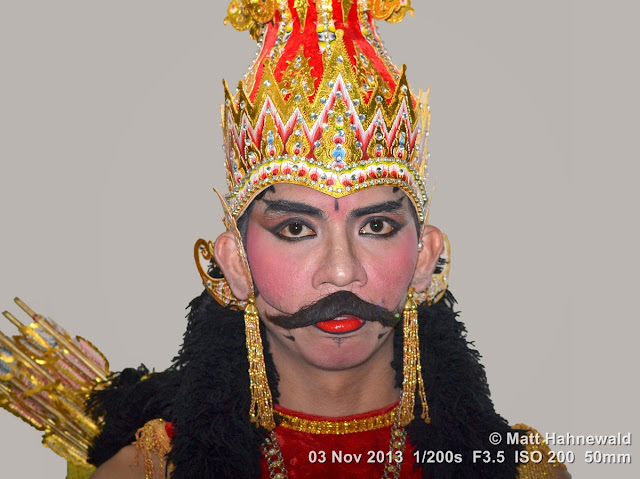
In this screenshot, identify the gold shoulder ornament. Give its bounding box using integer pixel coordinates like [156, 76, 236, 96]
[512, 424, 569, 478]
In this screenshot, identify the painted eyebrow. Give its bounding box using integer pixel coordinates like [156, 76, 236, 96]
[260, 198, 326, 219]
[348, 198, 407, 219]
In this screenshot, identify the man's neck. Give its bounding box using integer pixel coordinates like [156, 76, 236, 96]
[269, 333, 400, 417]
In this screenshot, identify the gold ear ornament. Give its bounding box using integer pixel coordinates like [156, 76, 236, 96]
[414, 233, 451, 307]
[194, 238, 247, 311]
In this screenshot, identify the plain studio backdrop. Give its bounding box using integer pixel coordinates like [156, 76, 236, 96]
[1, 1, 638, 478]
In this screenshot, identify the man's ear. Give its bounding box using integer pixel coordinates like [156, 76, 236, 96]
[411, 225, 444, 293]
[213, 230, 251, 300]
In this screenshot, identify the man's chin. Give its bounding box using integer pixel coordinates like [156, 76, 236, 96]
[297, 336, 393, 371]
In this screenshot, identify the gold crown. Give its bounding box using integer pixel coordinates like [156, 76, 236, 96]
[221, 0, 430, 221]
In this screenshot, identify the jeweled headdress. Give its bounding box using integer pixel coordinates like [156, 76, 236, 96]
[222, 0, 430, 222]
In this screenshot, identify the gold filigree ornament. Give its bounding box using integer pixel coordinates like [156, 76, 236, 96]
[194, 238, 245, 310]
[369, 0, 415, 23]
[415, 233, 451, 306]
[133, 418, 173, 479]
[225, 0, 279, 39]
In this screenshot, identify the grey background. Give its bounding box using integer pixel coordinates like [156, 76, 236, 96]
[1, 1, 637, 477]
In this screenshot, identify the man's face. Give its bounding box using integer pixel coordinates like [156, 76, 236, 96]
[244, 184, 421, 371]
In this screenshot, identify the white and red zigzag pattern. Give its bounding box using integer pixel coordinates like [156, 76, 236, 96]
[223, 72, 429, 220]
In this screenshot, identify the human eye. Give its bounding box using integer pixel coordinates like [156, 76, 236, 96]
[359, 218, 401, 237]
[275, 221, 317, 240]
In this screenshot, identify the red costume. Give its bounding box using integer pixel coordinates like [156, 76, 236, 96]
[264, 403, 421, 479]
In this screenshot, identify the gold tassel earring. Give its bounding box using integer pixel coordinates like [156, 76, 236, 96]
[397, 287, 431, 427]
[244, 296, 275, 430]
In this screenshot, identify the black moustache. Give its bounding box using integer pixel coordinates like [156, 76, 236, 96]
[266, 290, 400, 330]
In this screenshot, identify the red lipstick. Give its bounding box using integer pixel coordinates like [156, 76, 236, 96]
[315, 315, 365, 334]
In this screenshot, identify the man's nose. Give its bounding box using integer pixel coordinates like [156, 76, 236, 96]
[311, 231, 367, 290]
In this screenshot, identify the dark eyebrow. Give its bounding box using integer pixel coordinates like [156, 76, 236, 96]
[260, 198, 326, 218]
[348, 198, 407, 219]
